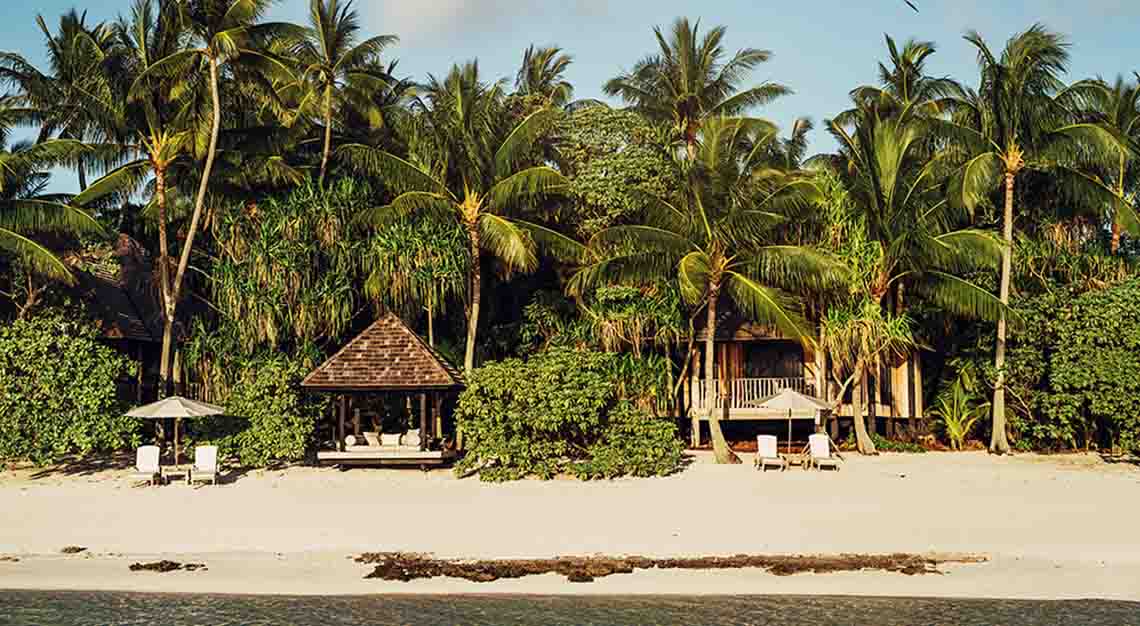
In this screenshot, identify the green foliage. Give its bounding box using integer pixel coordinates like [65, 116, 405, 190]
[0, 313, 137, 465]
[929, 371, 989, 450]
[210, 179, 372, 351]
[842, 432, 926, 453]
[454, 348, 685, 481]
[554, 106, 675, 235]
[192, 353, 324, 467]
[570, 402, 686, 479]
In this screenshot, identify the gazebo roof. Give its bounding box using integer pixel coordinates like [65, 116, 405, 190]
[301, 314, 465, 392]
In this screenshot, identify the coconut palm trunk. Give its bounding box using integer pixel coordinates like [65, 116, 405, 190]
[319, 86, 333, 187]
[161, 55, 222, 398]
[155, 164, 175, 396]
[703, 280, 741, 464]
[990, 171, 1015, 454]
[463, 223, 481, 376]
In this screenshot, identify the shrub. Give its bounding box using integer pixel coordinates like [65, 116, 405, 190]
[570, 402, 686, 479]
[0, 314, 138, 465]
[191, 355, 324, 467]
[455, 348, 685, 481]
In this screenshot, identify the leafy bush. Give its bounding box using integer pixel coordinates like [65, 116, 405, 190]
[191, 354, 324, 467]
[570, 402, 686, 479]
[455, 348, 685, 481]
[0, 314, 138, 465]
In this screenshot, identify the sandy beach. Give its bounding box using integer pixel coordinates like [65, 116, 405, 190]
[2, 451, 1138, 599]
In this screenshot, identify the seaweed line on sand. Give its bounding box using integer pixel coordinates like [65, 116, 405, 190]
[354, 552, 988, 583]
[129, 560, 207, 573]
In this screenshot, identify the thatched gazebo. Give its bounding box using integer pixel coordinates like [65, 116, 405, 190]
[302, 313, 464, 467]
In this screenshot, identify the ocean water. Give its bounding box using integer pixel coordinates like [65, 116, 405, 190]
[1, 592, 1139, 626]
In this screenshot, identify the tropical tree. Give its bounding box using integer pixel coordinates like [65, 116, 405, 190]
[0, 100, 104, 315]
[820, 301, 916, 454]
[845, 34, 959, 121]
[341, 62, 575, 376]
[125, 0, 291, 396]
[604, 17, 789, 158]
[1060, 75, 1140, 254]
[0, 10, 122, 191]
[573, 116, 837, 464]
[287, 0, 397, 186]
[514, 45, 574, 107]
[947, 25, 1119, 453]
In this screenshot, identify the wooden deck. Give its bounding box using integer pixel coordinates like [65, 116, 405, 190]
[317, 447, 457, 467]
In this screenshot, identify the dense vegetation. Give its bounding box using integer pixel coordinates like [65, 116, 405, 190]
[0, 314, 138, 465]
[1, 1, 1139, 468]
[454, 348, 685, 481]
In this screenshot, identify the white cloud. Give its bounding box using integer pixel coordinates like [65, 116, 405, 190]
[360, 0, 611, 42]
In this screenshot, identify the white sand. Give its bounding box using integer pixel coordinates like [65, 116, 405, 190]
[2, 451, 1138, 599]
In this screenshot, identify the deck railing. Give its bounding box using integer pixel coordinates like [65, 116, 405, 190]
[692, 377, 811, 410]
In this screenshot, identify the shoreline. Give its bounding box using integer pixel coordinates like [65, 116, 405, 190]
[1, 550, 1137, 600]
[3, 451, 1139, 600]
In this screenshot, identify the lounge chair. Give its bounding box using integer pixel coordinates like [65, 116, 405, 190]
[755, 435, 786, 471]
[132, 445, 161, 486]
[806, 433, 841, 471]
[189, 445, 219, 486]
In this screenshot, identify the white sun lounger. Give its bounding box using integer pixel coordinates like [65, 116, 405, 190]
[755, 435, 787, 471]
[806, 433, 841, 471]
[189, 445, 218, 486]
[132, 445, 161, 486]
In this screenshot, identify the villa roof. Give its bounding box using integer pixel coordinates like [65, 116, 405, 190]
[301, 313, 465, 392]
[693, 298, 792, 342]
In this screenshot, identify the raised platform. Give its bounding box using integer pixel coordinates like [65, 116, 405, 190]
[317, 448, 457, 467]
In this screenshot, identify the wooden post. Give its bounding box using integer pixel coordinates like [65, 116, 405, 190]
[419, 393, 428, 451]
[433, 394, 443, 443]
[337, 394, 347, 451]
[690, 347, 702, 448]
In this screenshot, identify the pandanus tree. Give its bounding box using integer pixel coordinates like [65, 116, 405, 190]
[604, 17, 789, 158]
[0, 100, 104, 315]
[572, 116, 840, 464]
[945, 25, 1122, 453]
[816, 101, 1006, 453]
[341, 62, 576, 376]
[287, 0, 397, 186]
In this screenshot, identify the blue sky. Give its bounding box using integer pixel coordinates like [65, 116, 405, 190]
[6, 0, 1140, 192]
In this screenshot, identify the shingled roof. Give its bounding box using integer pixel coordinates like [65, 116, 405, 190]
[301, 314, 465, 391]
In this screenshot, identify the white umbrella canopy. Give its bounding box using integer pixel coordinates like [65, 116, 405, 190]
[127, 396, 225, 465]
[127, 396, 225, 419]
[747, 388, 832, 453]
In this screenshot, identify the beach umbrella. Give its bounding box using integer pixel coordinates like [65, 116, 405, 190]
[127, 396, 224, 465]
[748, 389, 831, 453]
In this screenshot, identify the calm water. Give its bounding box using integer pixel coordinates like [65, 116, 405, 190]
[1, 592, 1138, 626]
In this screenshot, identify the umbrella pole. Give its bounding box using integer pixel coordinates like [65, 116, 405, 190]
[174, 417, 180, 466]
[784, 410, 793, 453]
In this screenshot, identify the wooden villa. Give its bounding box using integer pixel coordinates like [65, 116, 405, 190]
[302, 313, 464, 468]
[682, 305, 924, 445]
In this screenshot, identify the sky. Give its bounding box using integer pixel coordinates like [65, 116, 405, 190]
[5, 0, 1140, 193]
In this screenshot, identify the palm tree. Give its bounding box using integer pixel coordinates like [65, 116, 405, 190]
[845, 35, 959, 122]
[1059, 75, 1140, 254]
[341, 62, 576, 376]
[947, 25, 1120, 454]
[288, 0, 397, 186]
[0, 10, 122, 191]
[515, 45, 573, 107]
[573, 116, 838, 464]
[816, 100, 1005, 452]
[0, 99, 104, 315]
[604, 17, 789, 158]
[127, 0, 291, 395]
